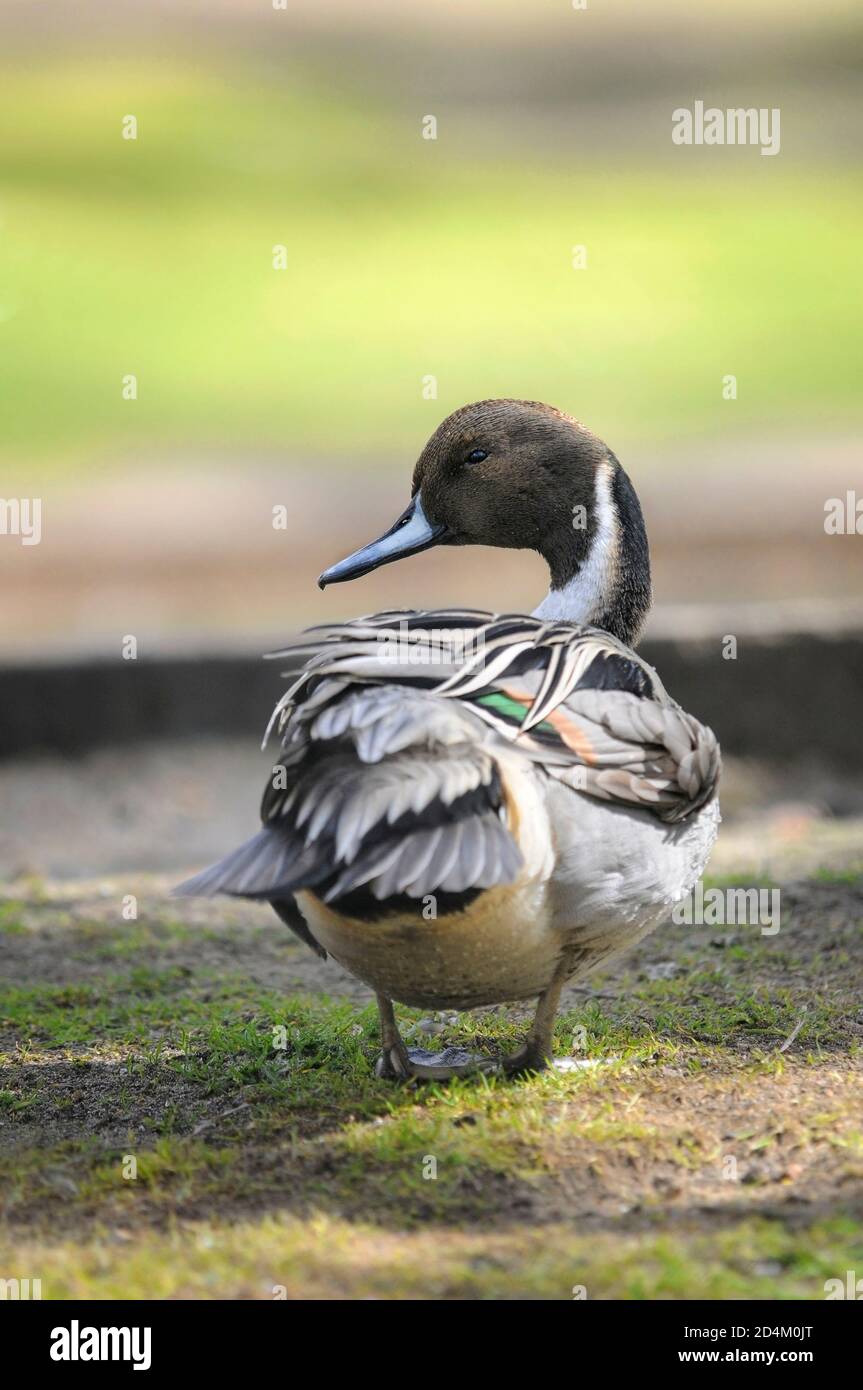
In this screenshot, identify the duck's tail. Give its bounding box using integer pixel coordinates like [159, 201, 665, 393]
[175, 687, 523, 908]
[174, 827, 321, 900]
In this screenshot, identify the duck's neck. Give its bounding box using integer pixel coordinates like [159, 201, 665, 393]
[531, 456, 652, 646]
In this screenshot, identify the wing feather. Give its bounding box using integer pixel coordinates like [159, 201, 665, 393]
[262, 608, 719, 825]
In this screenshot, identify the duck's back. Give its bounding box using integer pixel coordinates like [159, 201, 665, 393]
[177, 609, 720, 1005]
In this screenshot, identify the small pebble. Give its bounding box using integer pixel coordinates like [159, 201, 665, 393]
[554, 1057, 619, 1072]
[416, 1018, 445, 1036]
[645, 961, 680, 981]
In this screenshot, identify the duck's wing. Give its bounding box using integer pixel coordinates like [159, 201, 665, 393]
[267, 609, 720, 825]
[177, 610, 522, 917]
[176, 610, 719, 928]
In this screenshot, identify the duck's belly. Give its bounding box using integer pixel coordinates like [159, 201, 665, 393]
[296, 779, 720, 1010]
[296, 800, 722, 1006]
[296, 877, 558, 1010]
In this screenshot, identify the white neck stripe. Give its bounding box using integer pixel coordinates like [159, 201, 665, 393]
[532, 459, 618, 625]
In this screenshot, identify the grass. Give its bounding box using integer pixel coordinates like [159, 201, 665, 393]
[4, 1212, 862, 1302]
[0, 866, 861, 1297]
[0, 58, 861, 483]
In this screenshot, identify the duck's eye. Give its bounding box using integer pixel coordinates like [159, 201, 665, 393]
[465, 448, 488, 464]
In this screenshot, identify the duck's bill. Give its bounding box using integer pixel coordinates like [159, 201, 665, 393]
[317, 494, 449, 588]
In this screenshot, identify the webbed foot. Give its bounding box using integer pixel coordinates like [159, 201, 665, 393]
[374, 1041, 498, 1082]
[499, 1043, 551, 1076]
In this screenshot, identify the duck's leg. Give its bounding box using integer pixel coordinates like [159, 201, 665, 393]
[373, 994, 497, 1081]
[500, 957, 571, 1075]
[374, 994, 412, 1079]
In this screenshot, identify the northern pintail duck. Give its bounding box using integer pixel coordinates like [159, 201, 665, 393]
[179, 400, 720, 1078]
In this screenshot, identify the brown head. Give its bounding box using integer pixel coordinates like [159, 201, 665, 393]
[318, 399, 652, 646]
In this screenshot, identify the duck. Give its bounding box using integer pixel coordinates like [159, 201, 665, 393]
[177, 399, 720, 1080]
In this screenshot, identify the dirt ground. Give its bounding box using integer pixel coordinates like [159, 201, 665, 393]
[0, 741, 861, 1298]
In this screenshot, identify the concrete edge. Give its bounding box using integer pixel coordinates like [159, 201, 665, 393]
[2, 629, 861, 768]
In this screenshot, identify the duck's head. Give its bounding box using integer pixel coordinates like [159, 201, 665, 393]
[318, 398, 651, 646]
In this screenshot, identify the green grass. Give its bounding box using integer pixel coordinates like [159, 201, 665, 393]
[0, 971, 857, 1195]
[3, 1210, 859, 1301]
[2, 869, 861, 1298]
[1, 58, 861, 482]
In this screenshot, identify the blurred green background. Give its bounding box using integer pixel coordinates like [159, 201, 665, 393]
[1, 0, 861, 650]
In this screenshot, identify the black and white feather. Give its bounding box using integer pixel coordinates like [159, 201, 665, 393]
[177, 610, 720, 930]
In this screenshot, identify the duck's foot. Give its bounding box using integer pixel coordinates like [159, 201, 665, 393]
[499, 1043, 551, 1077]
[375, 994, 494, 1081]
[374, 964, 574, 1083]
[374, 1040, 498, 1082]
[374, 1039, 577, 1081]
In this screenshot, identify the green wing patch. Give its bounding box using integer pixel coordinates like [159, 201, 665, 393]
[474, 691, 556, 736]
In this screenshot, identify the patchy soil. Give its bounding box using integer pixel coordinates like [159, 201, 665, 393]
[1, 834, 862, 1297]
